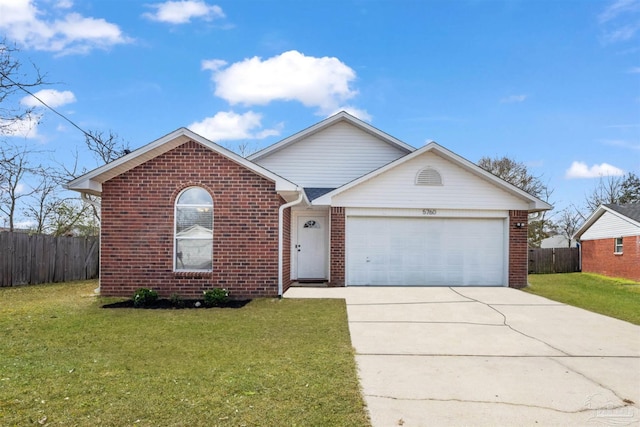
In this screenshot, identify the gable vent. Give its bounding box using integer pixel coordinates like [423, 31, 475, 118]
[416, 167, 443, 186]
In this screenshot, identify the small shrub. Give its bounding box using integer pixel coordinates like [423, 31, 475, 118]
[133, 288, 159, 307]
[169, 293, 185, 308]
[203, 288, 229, 307]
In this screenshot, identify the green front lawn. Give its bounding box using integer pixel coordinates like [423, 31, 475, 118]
[0, 281, 370, 426]
[525, 273, 640, 325]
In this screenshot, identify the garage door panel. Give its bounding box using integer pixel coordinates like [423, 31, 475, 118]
[347, 217, 505, 286]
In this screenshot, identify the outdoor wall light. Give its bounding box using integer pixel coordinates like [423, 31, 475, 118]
[515, 222, 525, 228]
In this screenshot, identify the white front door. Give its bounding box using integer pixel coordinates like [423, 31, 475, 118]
[296, 215, 327, 279]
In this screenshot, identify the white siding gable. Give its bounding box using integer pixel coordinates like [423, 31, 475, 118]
[580, 211, 640, 240]
[331, 151, 530, 210]
[253, 121, 408, 187]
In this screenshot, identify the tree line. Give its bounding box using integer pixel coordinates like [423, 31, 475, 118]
[0, 40, 129, 236]
[478, 156, 639, 247]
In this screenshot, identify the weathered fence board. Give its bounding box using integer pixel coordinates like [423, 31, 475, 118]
[529, 247, 580, 274]
[0, 232, 99, 287]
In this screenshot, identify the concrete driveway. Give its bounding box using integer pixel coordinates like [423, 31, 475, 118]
[284, 286, 640, 426]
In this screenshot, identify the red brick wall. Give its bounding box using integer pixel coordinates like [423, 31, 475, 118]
[329, 207, 345, 286]
[509, 210, 528, 288]
[100, 140, 283, 299]
[581, 236, 640, 282]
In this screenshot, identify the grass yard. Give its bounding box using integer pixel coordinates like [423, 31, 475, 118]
[525, 273, 640, 325]
[0, 281, 370, 426]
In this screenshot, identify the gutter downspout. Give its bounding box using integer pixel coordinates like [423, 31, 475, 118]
[81, 192, 102, 294]
[278, 189, 304, 298]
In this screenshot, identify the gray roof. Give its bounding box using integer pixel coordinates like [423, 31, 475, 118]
[605, 202, 640, 222]
[304, 188, 336, 202]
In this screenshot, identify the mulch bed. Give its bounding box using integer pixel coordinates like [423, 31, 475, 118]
[102, 299, 251, 309]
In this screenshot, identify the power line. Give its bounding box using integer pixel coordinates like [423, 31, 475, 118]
[0, 70, 98, 143]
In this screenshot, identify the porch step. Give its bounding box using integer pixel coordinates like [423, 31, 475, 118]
[291, 281, 328, 288]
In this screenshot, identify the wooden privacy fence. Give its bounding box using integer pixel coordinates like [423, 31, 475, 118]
[0, 232, 99, 287]
[529, 247, 580, 274]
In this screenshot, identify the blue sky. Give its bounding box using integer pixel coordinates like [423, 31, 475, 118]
[0, 0, 638, 221]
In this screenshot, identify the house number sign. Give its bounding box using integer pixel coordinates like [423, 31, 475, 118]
[422, 209, 437, 215]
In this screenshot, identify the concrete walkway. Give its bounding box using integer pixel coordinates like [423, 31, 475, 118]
[284, 286, 640, 426]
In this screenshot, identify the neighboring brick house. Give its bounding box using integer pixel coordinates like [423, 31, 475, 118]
[573, 203, 640, 282]
[67, 112, 550, 298]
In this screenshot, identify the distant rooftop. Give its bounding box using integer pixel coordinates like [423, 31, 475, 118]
[605, 202, 640, 222]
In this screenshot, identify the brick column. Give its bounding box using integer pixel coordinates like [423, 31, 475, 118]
[329, 207, 345, 287]
[509, 210, 529, 288]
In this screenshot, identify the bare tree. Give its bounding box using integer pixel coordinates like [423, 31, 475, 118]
[84, 129, 130, 165]
[0, 144, 41, 230]
[584, 173, 640, 213]
[527, 186, 556, 248]
[22, 171, 58, 234]
[225, 140, 259, 157]
[47, 199, 99, 236]
[50, 130, 130, 231]
[0, 40, 122, 235]
[478, 156, 547, 198]
[0, 39, 45, 134]
[556, 208, 581, 247]
[478, 155, 554, 247]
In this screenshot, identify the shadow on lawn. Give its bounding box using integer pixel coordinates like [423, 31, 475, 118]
[102, 299, 252, 309]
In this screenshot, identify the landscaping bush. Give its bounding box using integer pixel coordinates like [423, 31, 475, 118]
[203, 288, 229, 307]
[133, 288, 159, 307]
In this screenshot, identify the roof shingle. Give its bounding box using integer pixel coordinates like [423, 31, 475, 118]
[605, 202, 640, 222]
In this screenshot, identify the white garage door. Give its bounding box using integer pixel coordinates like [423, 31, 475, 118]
[347, 217, 506, 286]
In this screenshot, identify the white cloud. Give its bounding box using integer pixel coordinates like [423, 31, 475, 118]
[500, 94, 527, 103]
[205, 50, 359, 114]
[0, 114, 41, 139]
[55, 0, 73, 9]
[201, 58, 227, 71]
[603, 139, 640, 150]
[143, 1, 225, 24]
[189, 110, 282, 142]
[599, 0, 639, 23]
[0, 0, 130, 54]
[598, 0, 640, 43]
[20, 89, 76, 108]
[565, 161, 625, 178]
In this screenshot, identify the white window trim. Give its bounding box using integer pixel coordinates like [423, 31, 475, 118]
[174, 187, 213, 272]
[614, 237, 623, 254]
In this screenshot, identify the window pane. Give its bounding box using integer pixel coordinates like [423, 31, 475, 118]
[176, 239, 212, 270]
[615, 238, 623, 253]
[175, 187, 213, 271]
[178, 187, 212, 205]
[176, 206, 213, 234]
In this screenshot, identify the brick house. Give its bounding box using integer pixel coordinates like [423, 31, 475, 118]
[67, 112, 550, 298]
[573, 203, 640, 282]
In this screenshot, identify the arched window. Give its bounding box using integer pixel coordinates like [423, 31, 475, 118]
[415, 167, 443, 186]
[174, 187, 213, 271]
